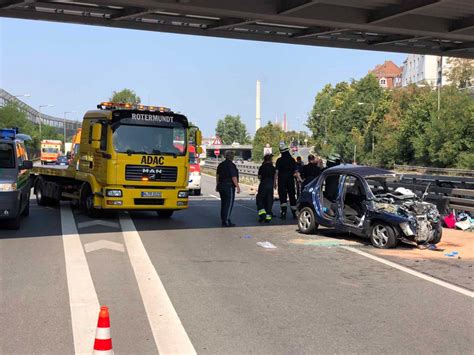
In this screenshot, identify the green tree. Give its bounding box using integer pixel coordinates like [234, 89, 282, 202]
[215, 115, 250, 145]
[0, 102, 62, 153]
[110, 89, 141, 104]
[445, 58, 474, 89]
[252, 121, 285, 162]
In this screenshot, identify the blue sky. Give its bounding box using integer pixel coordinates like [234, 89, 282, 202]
[1, 18, 406, 137]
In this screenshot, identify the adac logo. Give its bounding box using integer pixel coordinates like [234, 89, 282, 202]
[141, 156, 165, 165]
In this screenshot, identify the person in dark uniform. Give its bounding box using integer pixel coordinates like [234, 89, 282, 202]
[298, 154, 322, 189]
[295, 156, 304, 198]
[256, 154, 276, 223]
[216, 151, 240, 227]
[275, 143, 298, 219]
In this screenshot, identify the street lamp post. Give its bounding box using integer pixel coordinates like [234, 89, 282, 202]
[358, 102, 375, 154]
[13, 94, 31, 98]
[38, 104, 54, 135]
[63, 111, 76, 148]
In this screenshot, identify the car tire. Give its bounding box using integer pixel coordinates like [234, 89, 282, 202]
[21, 198, 30, 217]
[431, 224, 443, 244]
[157, 210, 174, 218]
[298, 206, 318, 234]
[370, 222, 398, 249]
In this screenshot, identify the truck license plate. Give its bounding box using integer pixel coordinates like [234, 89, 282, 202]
[141, 191, 162, 198]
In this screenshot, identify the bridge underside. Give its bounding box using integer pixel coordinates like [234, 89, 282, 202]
[0, 0, 473, 58]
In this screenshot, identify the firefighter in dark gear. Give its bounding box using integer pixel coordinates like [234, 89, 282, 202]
[297, 154, 322, 190]
[275, 144, 298, 219]
[256, 154, 276, 223]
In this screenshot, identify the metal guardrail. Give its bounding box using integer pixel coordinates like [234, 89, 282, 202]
[394, 164, 474, 177]
[203, 160, 474, 214]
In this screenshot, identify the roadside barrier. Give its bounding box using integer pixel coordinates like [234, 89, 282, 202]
[93, 306, 113, 354]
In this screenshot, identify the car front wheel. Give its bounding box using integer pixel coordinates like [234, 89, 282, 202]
[370, 222, 398, 249]
[298, 206, 318, 234]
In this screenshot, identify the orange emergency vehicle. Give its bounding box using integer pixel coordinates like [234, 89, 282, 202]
[40, 139, 62, 165]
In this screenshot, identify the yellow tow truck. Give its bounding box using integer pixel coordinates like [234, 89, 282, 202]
[31, 102, 202, 218]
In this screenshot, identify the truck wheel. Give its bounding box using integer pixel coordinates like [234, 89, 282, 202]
[35, 179, 49, 207]
[298, 206, 318, 234]
[157, 210, 174, 218]
[80, 184, 99, 218]
[194, 189, 201, 196]
[370, 222, 398, 249]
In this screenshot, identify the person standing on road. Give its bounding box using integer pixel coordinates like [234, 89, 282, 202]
[275, 144, 298, 219]
[216, 150, 241, 227]
[256, 154, 276, 223]
[297, 154, 322, 190]
[295, 156, 304, 199]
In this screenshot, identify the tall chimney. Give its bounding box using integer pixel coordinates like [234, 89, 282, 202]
[256, 80, 261, 131]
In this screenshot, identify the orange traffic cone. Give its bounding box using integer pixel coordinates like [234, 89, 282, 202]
[93, 306, 113, 354]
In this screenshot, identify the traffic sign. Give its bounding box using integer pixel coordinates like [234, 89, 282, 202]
[214, 149, 220, 156]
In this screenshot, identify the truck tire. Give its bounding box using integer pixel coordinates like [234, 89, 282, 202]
[298, 206, 318, 234]
[370, 222, 398, 249]
[157, 210, 174, 218]
[35, 179, 50, 207]
[80, 184, 100, 218]
[194, 189, 201, 196]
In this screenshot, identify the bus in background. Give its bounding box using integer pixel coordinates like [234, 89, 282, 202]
[40, 139, 62, 165]
[188, 144, 201, 196]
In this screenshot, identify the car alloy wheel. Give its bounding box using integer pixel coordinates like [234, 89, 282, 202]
[372, 224, 389, 247]
[297, 206, 317, 234]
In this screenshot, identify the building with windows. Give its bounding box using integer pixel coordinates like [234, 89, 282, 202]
[369, 61, 402, 89]
[401, 55, 451, 87]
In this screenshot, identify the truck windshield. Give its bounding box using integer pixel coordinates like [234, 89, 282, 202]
[42, 147, 59, 153]
[0, 143, 15, 168]
[113, 124, 186, 156]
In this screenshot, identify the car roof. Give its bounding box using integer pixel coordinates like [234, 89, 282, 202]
[323, 164, 395, 177]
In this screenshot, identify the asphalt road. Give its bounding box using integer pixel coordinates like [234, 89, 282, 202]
[1, 175, 473, 354]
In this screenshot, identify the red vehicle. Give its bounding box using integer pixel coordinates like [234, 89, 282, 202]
[187, 145, 201, 196]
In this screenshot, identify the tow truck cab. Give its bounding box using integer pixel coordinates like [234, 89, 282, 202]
[0, 129, 33, 229]
[33, 102, 203, 218]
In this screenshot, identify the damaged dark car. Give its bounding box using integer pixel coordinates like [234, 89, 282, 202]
[297, 165, 442, 249]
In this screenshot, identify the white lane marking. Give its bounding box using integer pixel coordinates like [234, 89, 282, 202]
[209, 194, 220, 200]
[84, 240, 125, 253]
[342, 246, 474, 298]
[120, 213, 196, 355]
[77, 220, 120, 229]
[60, 205, 100, 354]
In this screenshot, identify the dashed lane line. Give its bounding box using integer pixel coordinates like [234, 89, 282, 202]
[120, 213, 196, 355]
[60, 205, 100, 354]
[342, 246, 474, 298]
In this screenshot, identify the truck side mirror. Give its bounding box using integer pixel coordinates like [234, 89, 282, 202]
[20, 160, 33, 170]
[91, 123, 102, 149]
[195, 129, 202, 146]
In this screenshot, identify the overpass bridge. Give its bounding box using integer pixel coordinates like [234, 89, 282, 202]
[0, 88, 82, 136]
[0, 0, 473, 58]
